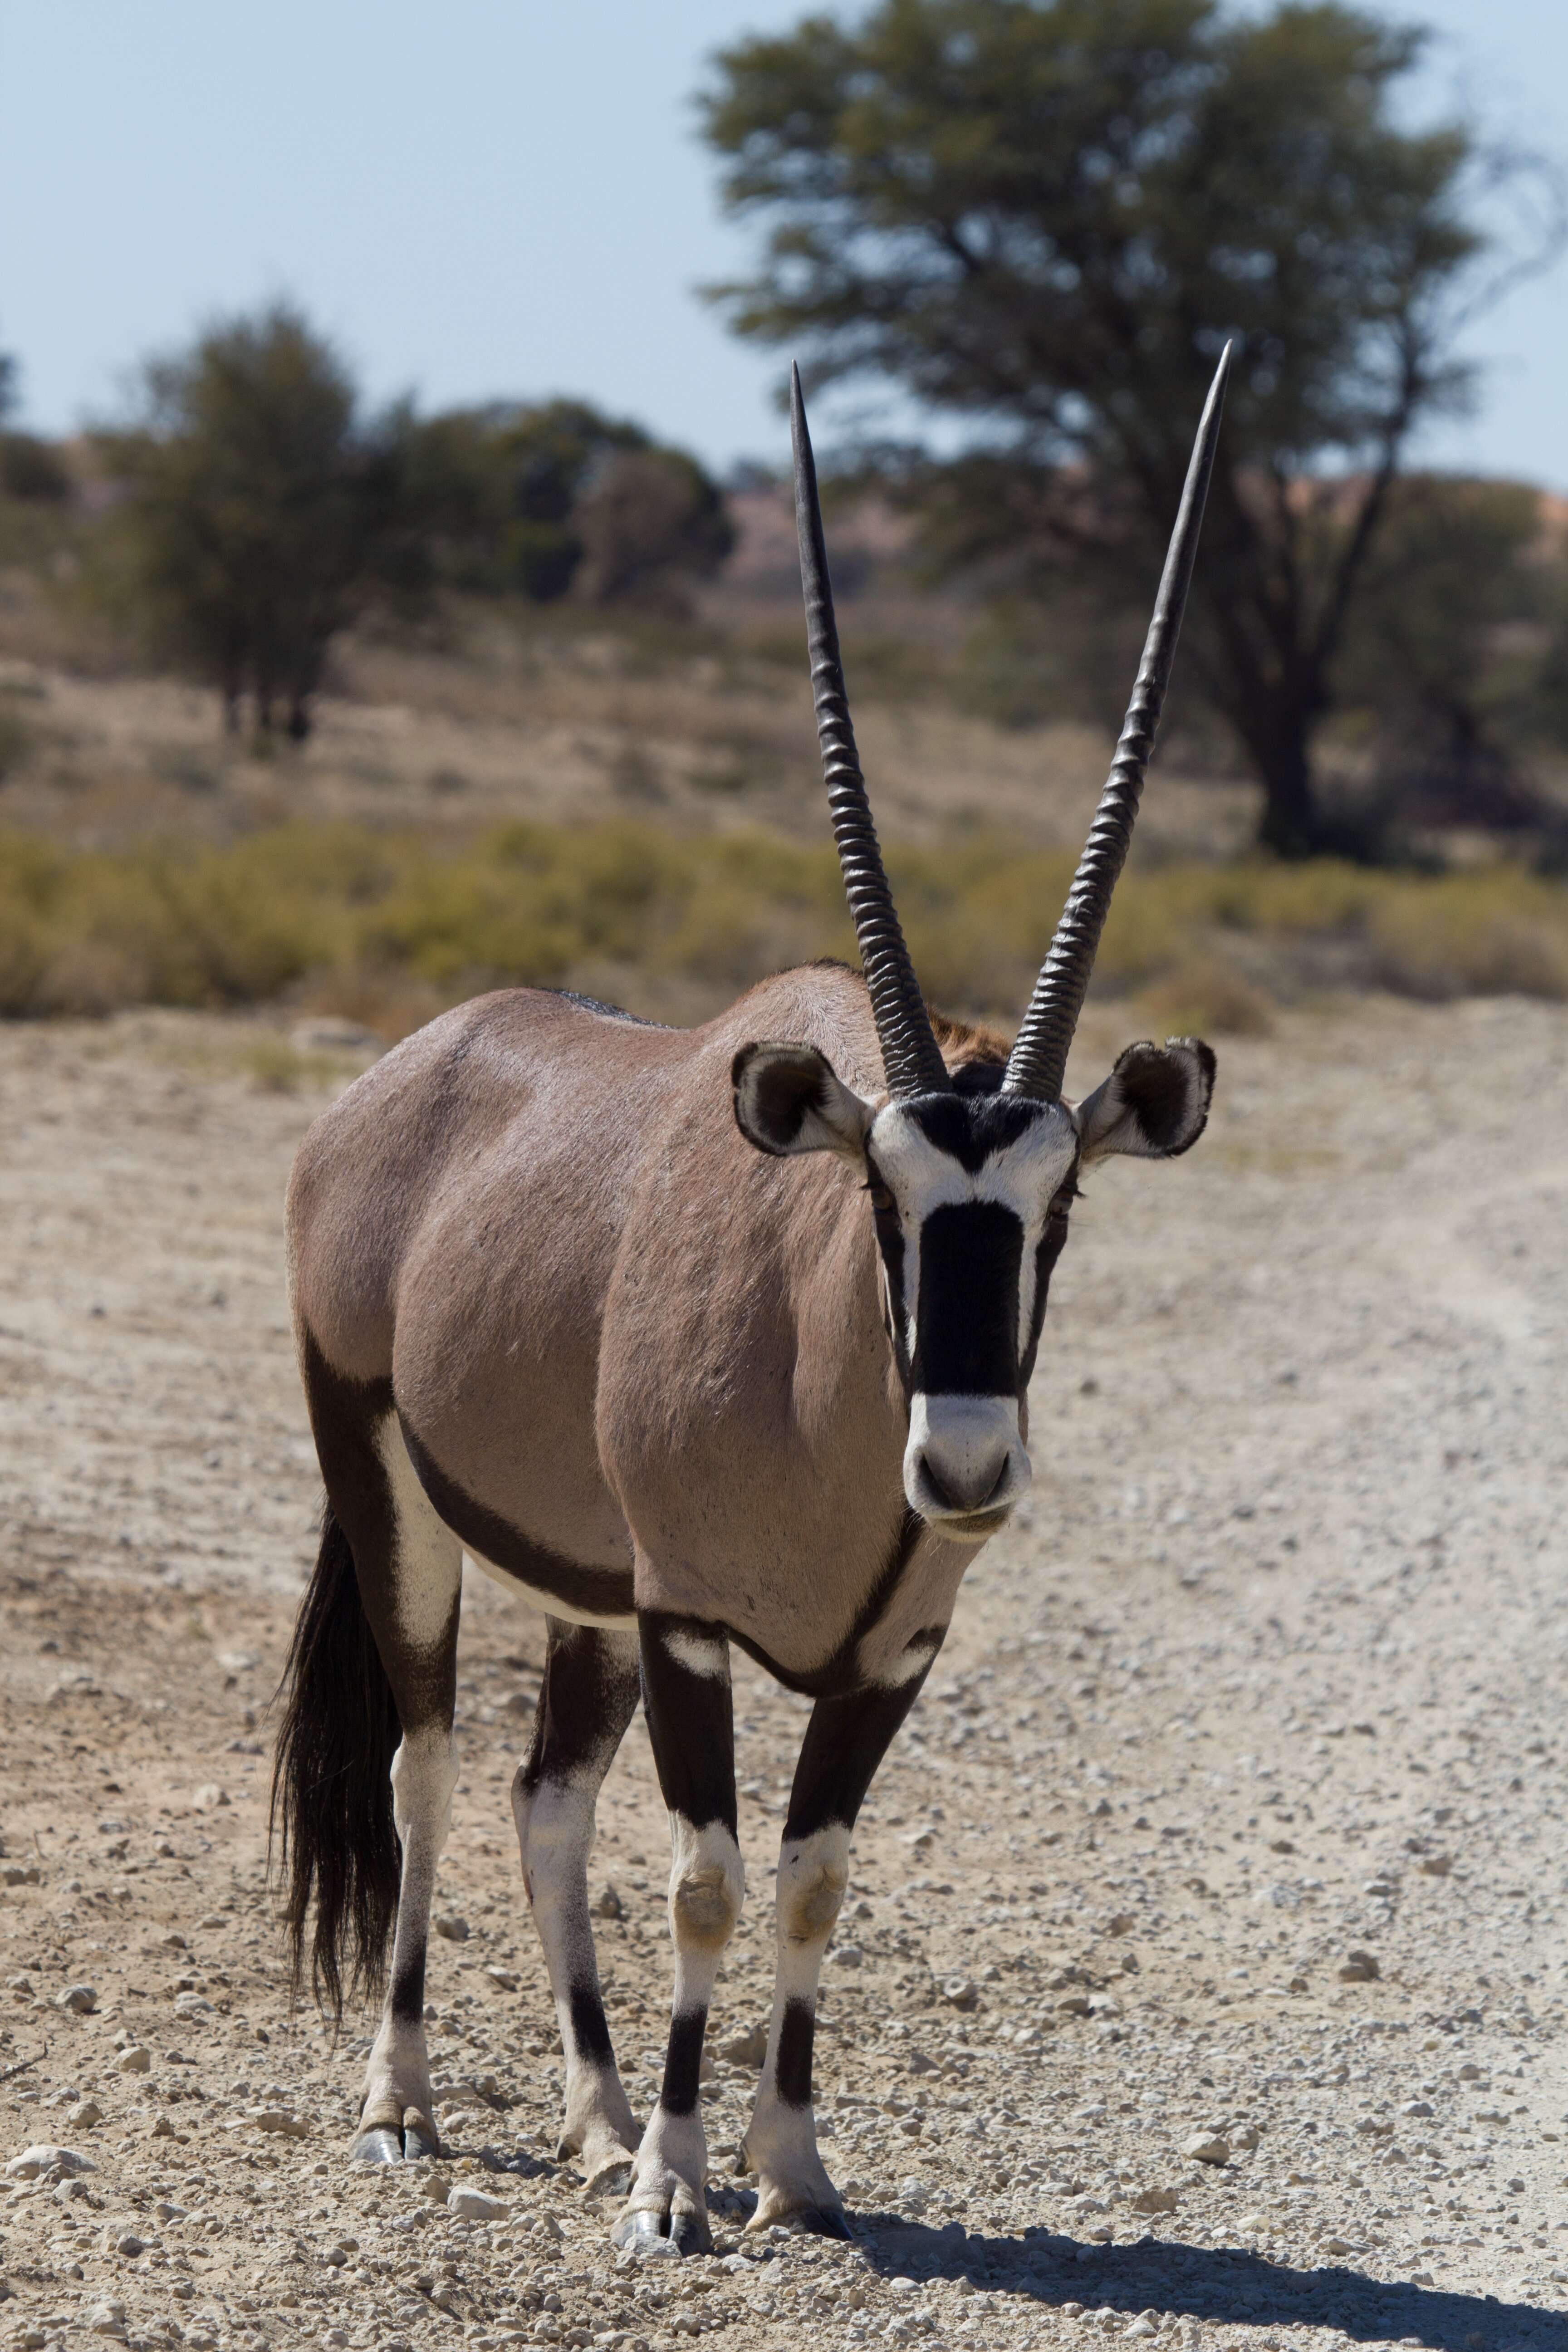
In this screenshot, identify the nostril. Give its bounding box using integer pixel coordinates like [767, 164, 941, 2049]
[919, 1447, 1010, 1515]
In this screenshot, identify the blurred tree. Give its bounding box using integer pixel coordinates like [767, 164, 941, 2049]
[574, 447, 735, 605]
[1335, 475, 1546, 834]
[702, 0, 1562, 855]
[105, 305, 412, 740]
[405, 402, 733, 608]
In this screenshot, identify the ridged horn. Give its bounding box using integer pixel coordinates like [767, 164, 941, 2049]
[1003, 343, 1233, 1102]
[792, 363, 951, 1099]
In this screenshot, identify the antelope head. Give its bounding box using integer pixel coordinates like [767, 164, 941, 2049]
[733, 355, 1230, 1539]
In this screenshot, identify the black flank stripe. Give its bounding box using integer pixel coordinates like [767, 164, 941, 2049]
[661, 2009, 707, 2117]
[775, 1999, 815, 2109]
[399, 1418, 635, 1621]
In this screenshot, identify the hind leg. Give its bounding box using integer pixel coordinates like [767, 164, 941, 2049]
[302, 1343, 463, 2164]
[514, 1619, 642, 2194]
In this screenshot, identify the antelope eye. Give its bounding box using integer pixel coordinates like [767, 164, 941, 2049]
[864, 1177, 897, 1217]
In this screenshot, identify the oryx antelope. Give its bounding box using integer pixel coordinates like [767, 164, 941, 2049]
[274, 348, 1230, 2250]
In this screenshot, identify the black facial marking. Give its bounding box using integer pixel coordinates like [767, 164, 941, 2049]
[775, 1998, 815, 2109]
[1018, 1199, 1074, 1387]
[639, 1617, 738, 1836]
[910, 1200, 1023, 1397]
[661, 2008, 708, 2117]
[906, 1090, 1044, 1174]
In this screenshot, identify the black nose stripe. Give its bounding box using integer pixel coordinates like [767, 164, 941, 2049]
[910, 1202, 1022, 1396]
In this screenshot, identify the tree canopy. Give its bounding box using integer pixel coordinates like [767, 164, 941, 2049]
[702, 0, 1561, 854]
[105, 305, 410, 740]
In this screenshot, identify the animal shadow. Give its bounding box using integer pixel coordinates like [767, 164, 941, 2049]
[852, 2218, 1568, 2352]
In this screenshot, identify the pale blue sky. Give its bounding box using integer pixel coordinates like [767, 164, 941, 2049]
[2, 0, 1565, 482]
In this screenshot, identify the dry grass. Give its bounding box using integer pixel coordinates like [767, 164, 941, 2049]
[1, 817, 1565, 1036]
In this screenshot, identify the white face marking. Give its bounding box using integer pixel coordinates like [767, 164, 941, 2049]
[868, 1099, 1079, 1364]
[867, 1100, 1076, 1528]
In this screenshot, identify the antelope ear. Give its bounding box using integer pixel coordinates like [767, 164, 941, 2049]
[732, 1042, 875, 1160]
[1075, 1038, 1216, 1163]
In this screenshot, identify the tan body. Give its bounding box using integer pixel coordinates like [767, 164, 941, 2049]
[289, 965, 979, 1686]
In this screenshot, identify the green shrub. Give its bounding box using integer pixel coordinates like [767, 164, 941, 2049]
[2, 820, 1567, 1031]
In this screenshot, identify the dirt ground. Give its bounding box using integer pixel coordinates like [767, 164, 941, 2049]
[3, 994, 1568, 2352]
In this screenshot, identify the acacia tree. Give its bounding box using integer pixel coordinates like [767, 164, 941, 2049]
[701, 0, 1559, 854]
[108, 305, 411, 740]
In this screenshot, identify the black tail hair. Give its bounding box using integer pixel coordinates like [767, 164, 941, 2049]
[270, 1504, 402, 2019]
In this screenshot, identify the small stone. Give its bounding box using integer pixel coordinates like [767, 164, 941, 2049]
[434, 1913, 469, 1942]
[831, 1943, 864, 1969]
[417, 2169, 451, 2203]
[113, 2231, 145, 2257]
[56, 1983, 97, 2014]
[116, 2045, 152, 2074]
[593, 1884, 624, 1920]
[87, 2302, 127, 2338]
[517, 2209, 564, 2241]
[1127, 2322, 1159, 2340]
[191, 1784, 228, 1811]
[247, 2107, 309, 2138]
[448, 2186, 507, 2221]
[898, 2177, 931, 2213]
[941, 1977, 978, 2010]
[67, 2099, 103, 2128]
[5, 2144, 94, 2179]
[1457, 2062, 1482, 2081]
[1420, 1853, 1453, 1877]
[1107, 1914, 1137, 1936]
[1183, 2133, 1229, 2166]
[715, 2023, 769, 2068]
[150, 2116, 175, 2138]
[1338, 1950, 1380, 1982]
[484, 1965, 519, 1990]
[1231, 2123, 1260, 2150]
[1131, 2188, 1178, 2215]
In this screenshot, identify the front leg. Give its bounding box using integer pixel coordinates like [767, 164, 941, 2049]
[745, 1666, 934, 2234]
[614, 1613, 744, 2256]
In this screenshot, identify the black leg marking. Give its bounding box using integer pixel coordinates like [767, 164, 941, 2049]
[661, 2009, 708, 2118]
[774, 1998, 814, 2109]
[390, 1954, 425, 2026]
[568, 1980, 614, 2067]
[784, 1661, 938, 1843]
[639, 1615, 738, 1835]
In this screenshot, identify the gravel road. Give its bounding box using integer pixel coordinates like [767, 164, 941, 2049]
[1, 997, 1567, 2352]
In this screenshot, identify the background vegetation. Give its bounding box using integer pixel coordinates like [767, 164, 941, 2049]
[3, 0, 1568, 1043]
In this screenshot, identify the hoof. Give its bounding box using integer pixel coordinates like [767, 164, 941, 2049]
[403, 2116, 441, 2162]
[612, 2205, 713, 2257]
[797, 2203, 853, 2241]
[584, 2160, 634, 2202]
[669, 2208, 713, 2257]
[352, 2127, 405, 2166]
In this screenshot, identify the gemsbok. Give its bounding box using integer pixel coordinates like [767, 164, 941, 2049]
[274, 348, 1231, 2250]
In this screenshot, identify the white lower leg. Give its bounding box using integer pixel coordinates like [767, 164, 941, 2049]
[745, 1824, 848, 2226]
[624, 1817, 744, 2226]
[514, 1762, 638, 2188]
[359, 1730, 459, 2147]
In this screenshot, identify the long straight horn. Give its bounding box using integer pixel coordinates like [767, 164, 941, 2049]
[1003, 343, 1233, 1102]
[792, 364, 951, 1099]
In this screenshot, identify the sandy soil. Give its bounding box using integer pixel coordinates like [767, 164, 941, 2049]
[2, 995, 1568, 2352]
